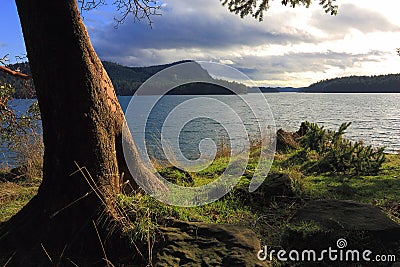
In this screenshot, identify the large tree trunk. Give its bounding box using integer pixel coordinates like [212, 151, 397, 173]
[0, 0, 158, 265]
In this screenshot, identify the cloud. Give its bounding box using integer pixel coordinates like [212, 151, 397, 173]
[90, 0, 317, 65]
[84, 0, 400, 86]
[310, 4, 400, 35]
[214, 50, 389, 86]
[218, 59, 234, 65]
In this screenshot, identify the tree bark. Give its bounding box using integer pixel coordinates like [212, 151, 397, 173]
[0, 0, 158, 265]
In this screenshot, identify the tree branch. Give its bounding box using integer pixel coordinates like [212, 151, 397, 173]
[113, 0, 161, 27]
[221, 0, 337, 21]
[0, 66, 31, 80]
[76, 0, 161, 27]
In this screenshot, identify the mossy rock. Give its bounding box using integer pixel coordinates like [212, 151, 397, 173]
[154, 220, 269, 266]
[234, 173, 295, 209]
[282, 200, 400, 265]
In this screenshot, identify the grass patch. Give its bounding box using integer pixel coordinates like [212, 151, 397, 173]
[300, 155, 400, 204]
[116, 188, 257, 241]
[0, 180, 39, 222]
[1, 121, 400, 263]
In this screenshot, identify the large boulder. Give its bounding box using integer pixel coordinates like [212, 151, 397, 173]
[290, 200, 400, 233]
[282, 200, 400, 264]
[154, 220, 269, 266]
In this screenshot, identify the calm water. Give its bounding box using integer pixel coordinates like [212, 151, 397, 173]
[266, 93, 400, 153]
[2, 93, 400, 166]
[120, 93, 400, 155]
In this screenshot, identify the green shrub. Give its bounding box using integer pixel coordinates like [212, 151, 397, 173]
[299, 121, 385, 176]
[0, 82, 42, 178]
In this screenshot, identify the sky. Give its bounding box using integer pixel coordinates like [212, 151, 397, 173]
[1, 0, 400, 87]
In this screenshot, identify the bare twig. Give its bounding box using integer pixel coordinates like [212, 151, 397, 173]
[0, 54, 10, 65]
[49, 191, 92, 219]
[71, 162, 108, 206]
[67, 258, 80, 267]
[76, 0, 161, 26]
[69, 162, 152, 265]
[113, 0, 161, 27]
[40, 243, 53, 263]
[3, 251, 16, 267]
[78, 0, 106, 12]
[56, 244, 68, 267]
[92, 220, 113, 267]
[14, 54, 28, 63]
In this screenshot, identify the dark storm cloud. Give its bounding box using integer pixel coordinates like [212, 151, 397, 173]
[89, 0, 316, 65]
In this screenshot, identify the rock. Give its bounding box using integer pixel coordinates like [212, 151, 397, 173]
[234, 173, 294, 208]
[291, 200, 400, 232]
[0, 165, 32, 183]
[276, 129, 300, 152]
[263, 173, 294, 198]
[154, 220, 269, 266]
[282, 200, 400, 259]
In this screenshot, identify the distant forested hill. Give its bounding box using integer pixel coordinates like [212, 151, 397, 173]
[0, 61, 247, 98]
[4, 62, 398, 96]
[248, 87, 301, 93]
[103, 60, 247, 95]
[303, 74, 400, 93]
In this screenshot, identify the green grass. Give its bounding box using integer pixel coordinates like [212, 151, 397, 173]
[2, 151, 399, 240]
[0, 180, 39, 223]
[1, 124, 400, 255]
[2, 150, 399, 226]
[300, 154, 400, 203]
[117, 143, 400, 246]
